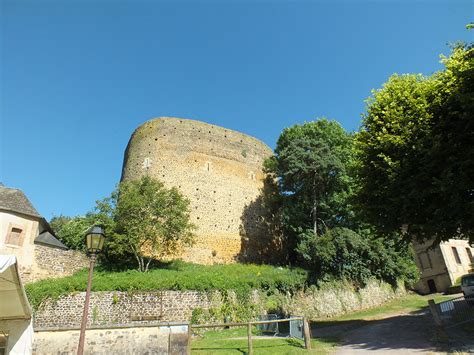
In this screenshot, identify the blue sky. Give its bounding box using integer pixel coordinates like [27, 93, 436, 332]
[1, 0, 472, 220]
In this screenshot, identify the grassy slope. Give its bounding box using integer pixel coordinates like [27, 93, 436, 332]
[25, 261, 308, 309]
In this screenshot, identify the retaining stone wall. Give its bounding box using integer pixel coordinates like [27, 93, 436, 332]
[34, 291, 211, 329]
[34, 281, 406, 330]
[281, 280, 407, 319]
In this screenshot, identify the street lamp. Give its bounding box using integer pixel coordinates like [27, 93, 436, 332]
[77, 225, 106, 355]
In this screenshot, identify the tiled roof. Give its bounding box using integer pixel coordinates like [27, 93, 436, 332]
[0, 185, 41, 218]
[35, 231, 68, 250]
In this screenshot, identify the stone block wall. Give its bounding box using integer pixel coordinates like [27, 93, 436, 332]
[34, 291, 211, 329]
[281, 280, 407, 319]
[33, 325, 188, 355]
[19, 244, 89, 283]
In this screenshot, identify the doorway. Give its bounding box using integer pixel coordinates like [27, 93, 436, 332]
[427, 279, 437, 293]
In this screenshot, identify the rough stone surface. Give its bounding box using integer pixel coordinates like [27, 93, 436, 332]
[281, 280, 407, 319]
[34, 291, 211, 329]
[33, 325, 188, 355]
[14, 244, 89, 284]
[120, 117, 281, 264]
[31, 244, 89, 281]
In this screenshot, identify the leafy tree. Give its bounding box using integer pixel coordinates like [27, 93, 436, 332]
[271, 119, 353, 237]
[113, 176, 195, 272]
[49, 177, 195, 272]
[267, 118, 418, 285]
[266, 119, 354, 263]
[355, 45, 474, 244]
[50, 206, 116, 252]
[49, 215, 72, 236]
[296, 227, 419, 286]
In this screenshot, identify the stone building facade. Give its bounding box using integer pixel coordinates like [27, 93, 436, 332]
[0, 185, 88, 283]
[121, 117, 282, 264]
[413, 238, 473, 294]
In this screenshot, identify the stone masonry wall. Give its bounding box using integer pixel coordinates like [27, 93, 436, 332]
[18, 244, 89, 284]
[34, 291, 211, 329]
[121, 117, 279, 264]
[29, 244, 89, 283]
[33, 325, 188, 355]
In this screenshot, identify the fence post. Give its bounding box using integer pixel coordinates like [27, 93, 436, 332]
[303, 317, 312, 350]
[186, 323, 192, 355]
[428, 299, 448, 341]
[247, 322, 253, 355]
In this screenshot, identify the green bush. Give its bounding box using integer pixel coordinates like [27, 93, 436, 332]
[25, 260, 308, 310]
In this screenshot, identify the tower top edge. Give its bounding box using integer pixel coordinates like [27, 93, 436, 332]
[132, 116, 272, 151]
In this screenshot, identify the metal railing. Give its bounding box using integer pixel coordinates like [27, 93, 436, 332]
[428, 296, 474, 336]
[435, 296, 474, 329]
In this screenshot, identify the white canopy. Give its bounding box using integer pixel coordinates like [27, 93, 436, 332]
[0, 255, 32, 320]
[0, 255, 33, 354]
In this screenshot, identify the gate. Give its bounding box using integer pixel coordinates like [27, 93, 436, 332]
[431, 296, 474, 329]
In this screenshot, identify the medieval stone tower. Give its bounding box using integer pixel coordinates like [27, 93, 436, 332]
[121, 117, 276, 264]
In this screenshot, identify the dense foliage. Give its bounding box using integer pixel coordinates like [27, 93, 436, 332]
[25, 261, 308, 310]
[50, 176, 195, 271]
[265, 118, 418, 286]
[355, 45, 474, 244]
[296, 227, 418, 285]
[113, 176, 195, 271]
[265, 119, 355, 260]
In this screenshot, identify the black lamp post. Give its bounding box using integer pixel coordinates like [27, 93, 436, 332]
[77, 225, 105, 355]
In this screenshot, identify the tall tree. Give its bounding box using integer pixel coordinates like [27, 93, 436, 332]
[355, 45, 474, 244]
[267, 119, 353, 258]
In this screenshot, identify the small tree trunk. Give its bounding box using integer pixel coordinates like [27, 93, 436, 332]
[312, 175, 318, 237]
[134, 254, 142, 272]
[145, 258, 152, 272]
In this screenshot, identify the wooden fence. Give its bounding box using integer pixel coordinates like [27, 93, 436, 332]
[188, 316, 312, 354]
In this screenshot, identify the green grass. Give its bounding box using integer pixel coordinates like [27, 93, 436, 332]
[191, 327, 338, 354]
[25, 260, 308, 310]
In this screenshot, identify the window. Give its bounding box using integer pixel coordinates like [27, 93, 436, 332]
[452, 247, 462, 265]
[419, 252, 432, 270]
[467, 248, 473, 263]
[5, 227, 24, 246]
[461, 275, 474, 287]
[0, 331, 8, 355]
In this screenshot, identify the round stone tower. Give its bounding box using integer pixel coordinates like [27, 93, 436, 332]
[121, 117, 274, 264]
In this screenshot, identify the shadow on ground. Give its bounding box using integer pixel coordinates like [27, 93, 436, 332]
[311, 307, 473, 354]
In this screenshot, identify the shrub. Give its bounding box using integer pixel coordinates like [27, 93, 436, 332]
[25, 260, 308, 310]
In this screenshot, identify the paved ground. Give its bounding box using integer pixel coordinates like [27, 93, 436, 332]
[314, 309, 473, 354]
[334, 310, 442, 354]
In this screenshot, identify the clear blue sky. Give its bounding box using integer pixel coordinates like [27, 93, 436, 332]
[1, 0, 472, 220]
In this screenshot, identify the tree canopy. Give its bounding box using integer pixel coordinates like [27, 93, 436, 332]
[269, 118, 354, 240]
[113, 176, 195, 272]
[50, 176, 195, 272]
[355, 45, 474, 244]
[265, 118, 418, 286]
